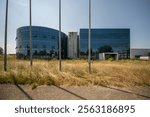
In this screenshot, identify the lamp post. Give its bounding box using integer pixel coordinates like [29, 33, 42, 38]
[88, 0, 91, 73]
[59, 0, 62, 71]
[29, 0, 33, 66]
[4, 0, 8, 71]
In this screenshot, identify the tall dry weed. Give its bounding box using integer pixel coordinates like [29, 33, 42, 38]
[0, 59, 150, 87]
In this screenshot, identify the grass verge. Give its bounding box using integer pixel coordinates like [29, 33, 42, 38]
[0, 58, 150, 88]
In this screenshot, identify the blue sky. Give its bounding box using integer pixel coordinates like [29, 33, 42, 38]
[0, 0, 150, 54]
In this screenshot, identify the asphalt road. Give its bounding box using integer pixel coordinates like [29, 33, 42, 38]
[0, 84, 150, 100]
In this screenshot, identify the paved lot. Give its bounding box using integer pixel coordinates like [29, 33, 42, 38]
[0, 84, 150, 100]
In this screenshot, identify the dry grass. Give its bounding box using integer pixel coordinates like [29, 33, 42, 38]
[0, 56, 150, 88]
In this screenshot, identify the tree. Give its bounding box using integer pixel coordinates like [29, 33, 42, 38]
[0, 47, 3, 55]
[98, 45, 113, 53]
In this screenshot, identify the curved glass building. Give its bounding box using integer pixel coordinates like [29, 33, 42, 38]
[16, 26, 67, 59]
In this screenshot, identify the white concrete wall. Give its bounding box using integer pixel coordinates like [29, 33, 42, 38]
[140, 56, 150, 60]
[99, 53, 104, 60]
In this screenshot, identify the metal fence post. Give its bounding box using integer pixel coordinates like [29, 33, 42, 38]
[88, 0, 91, 73]
[29, 0, 33, 66]
[59, 0, 62, 71]
[4, 0, 8, 71]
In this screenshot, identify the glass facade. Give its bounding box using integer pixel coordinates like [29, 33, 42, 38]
[79, 29, 130, 59]
[16, 26, 67, 59]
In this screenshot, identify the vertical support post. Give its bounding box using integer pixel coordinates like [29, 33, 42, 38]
[59, 0, 62, 71]
[29, 0, 33, 66]
[88, 0, 91, 73]
[4, 0, 8, 71]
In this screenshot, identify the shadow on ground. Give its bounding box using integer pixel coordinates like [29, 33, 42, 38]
[0, 84, 150, 100]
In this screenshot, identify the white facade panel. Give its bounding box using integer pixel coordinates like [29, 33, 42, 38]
[68, 32, 78, 59]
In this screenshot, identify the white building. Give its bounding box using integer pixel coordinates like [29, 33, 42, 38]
[130, 49, 150, 59]
[68, 32, 78, 59]
[99, 52, 119, 60]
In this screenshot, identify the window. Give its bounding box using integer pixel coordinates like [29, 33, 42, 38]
[43, 45, 46, 49]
